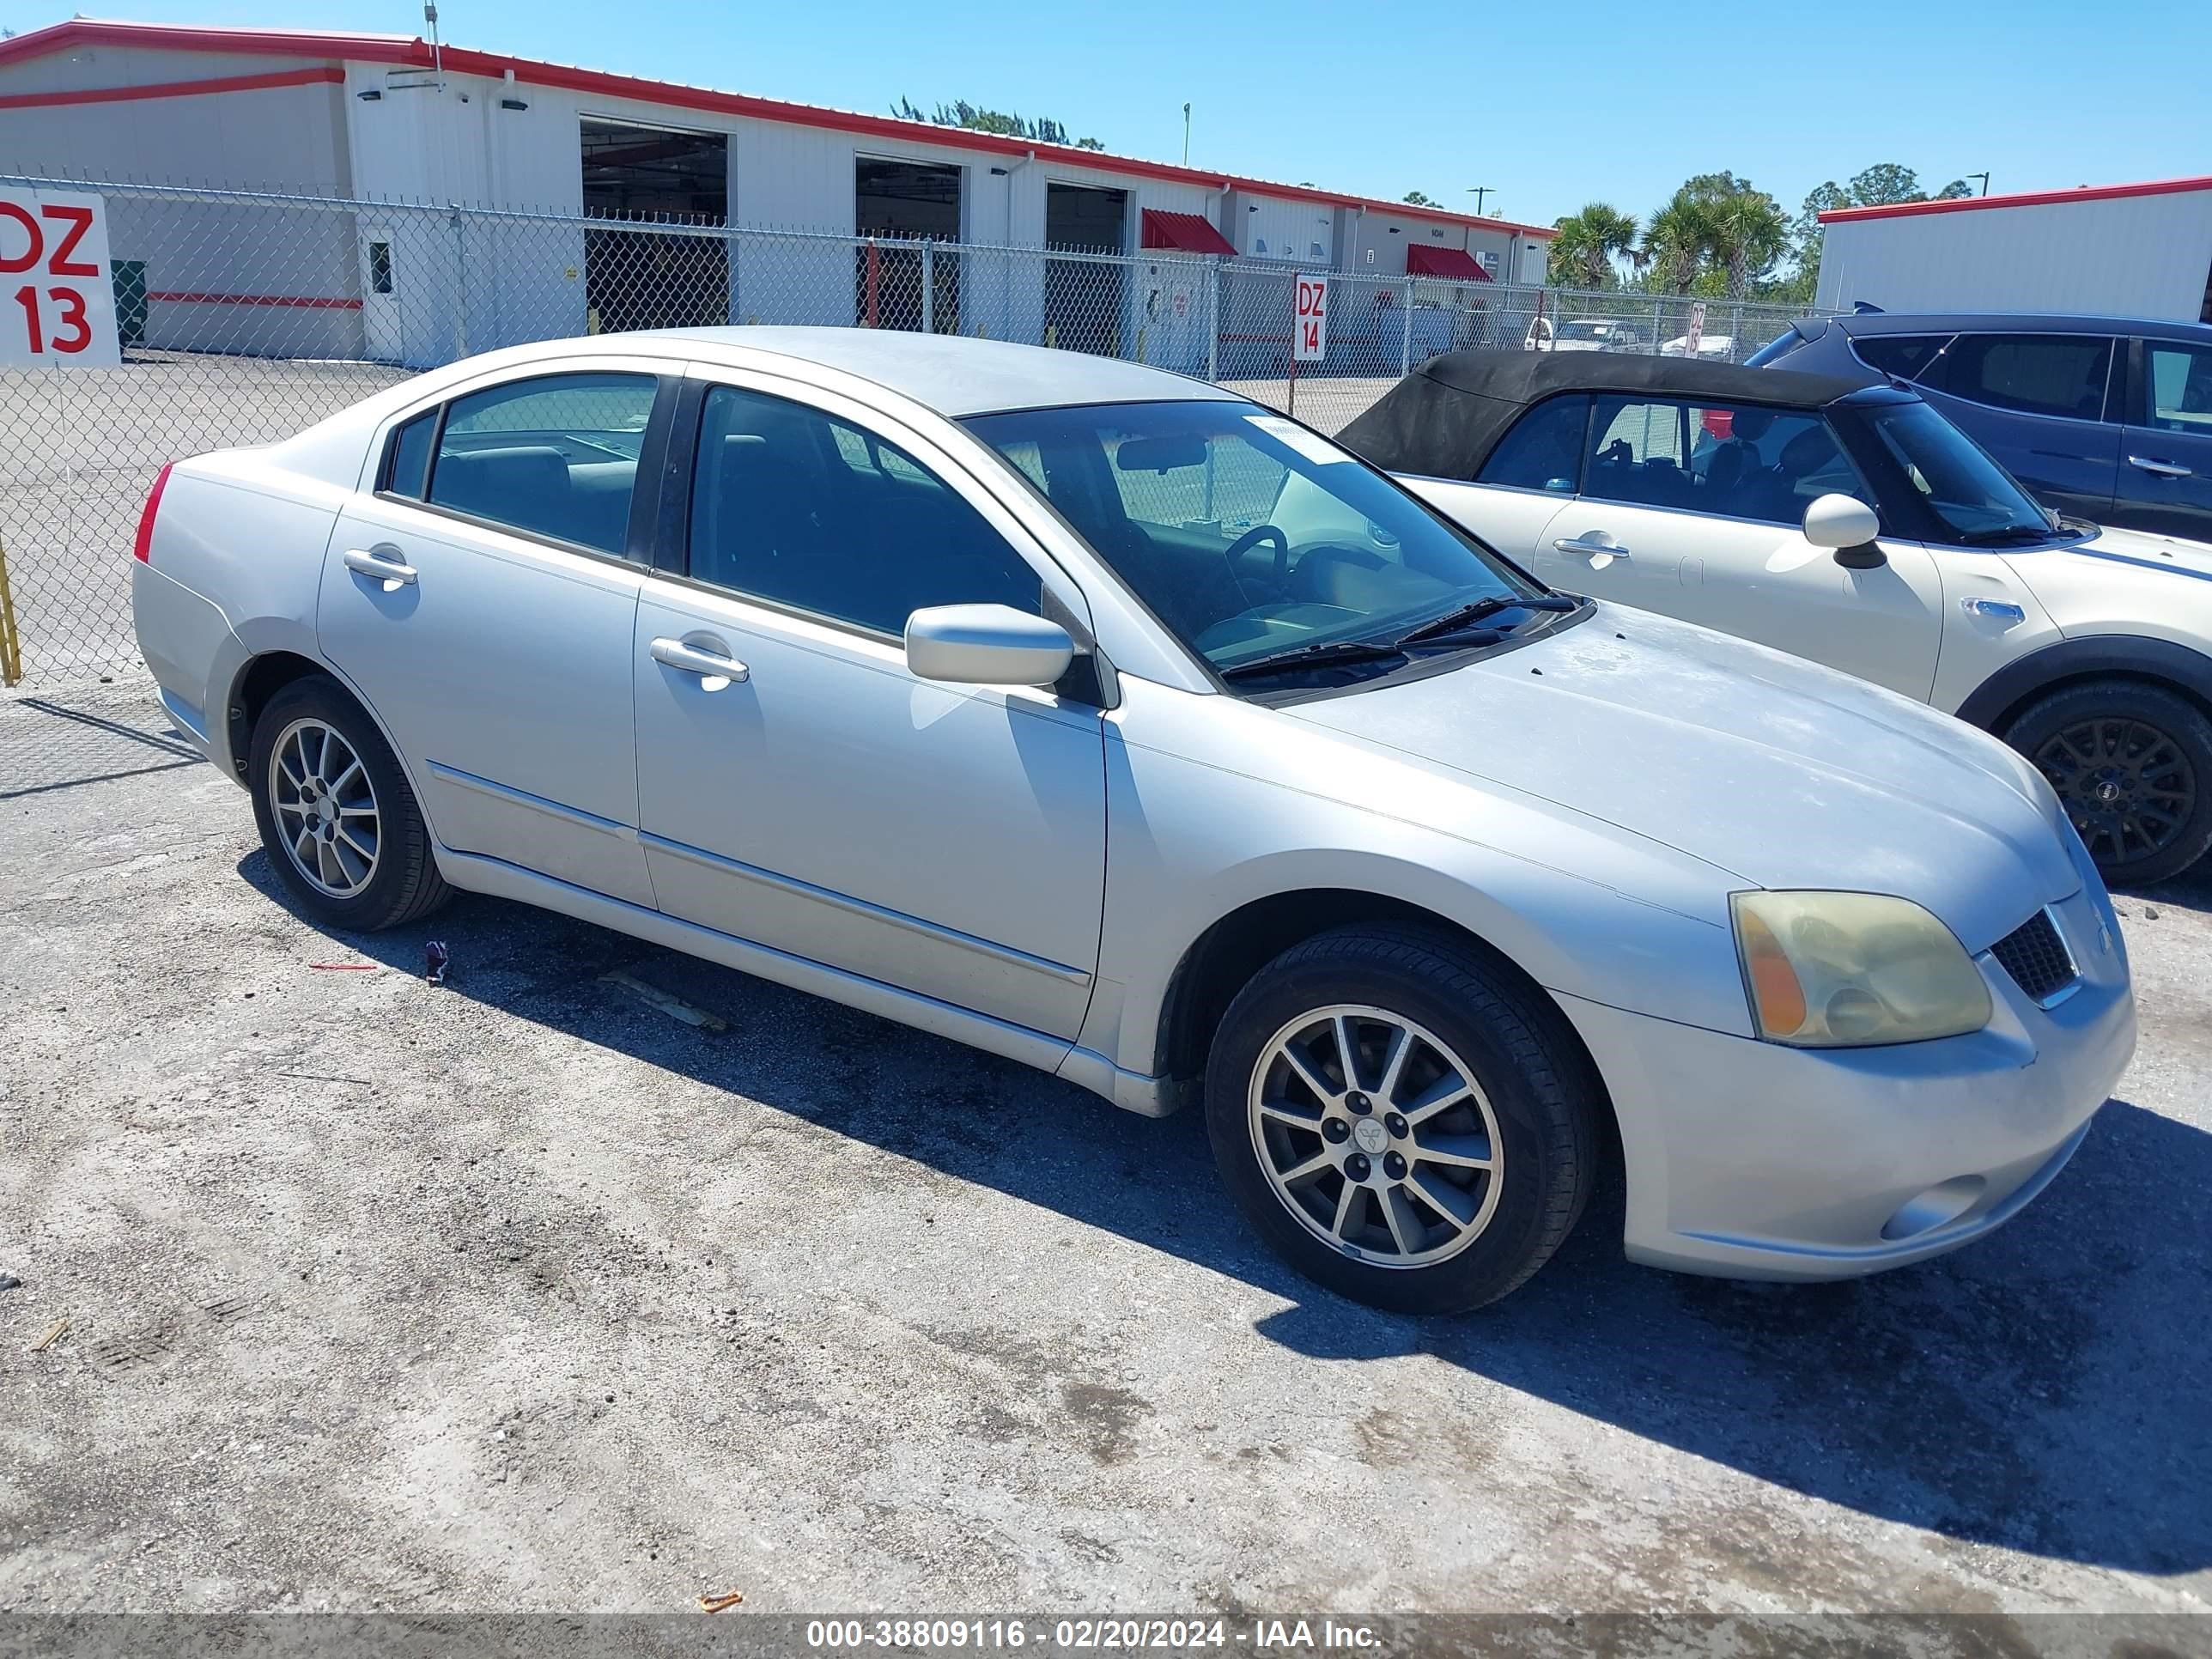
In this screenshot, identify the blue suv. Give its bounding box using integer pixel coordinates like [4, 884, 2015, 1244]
[1749, 312, 2212, 544]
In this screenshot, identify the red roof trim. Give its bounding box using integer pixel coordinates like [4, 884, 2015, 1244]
[0, 64, 343, 111]
[0, 19, 1557, 238]
[1819, 174, 2212, 224]
[149, 289, 362, 309]
[1405, 244, 1491, 282]
[1139, 208, 1235, 256]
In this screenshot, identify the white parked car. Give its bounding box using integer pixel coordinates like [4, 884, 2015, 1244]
[1540, 318, 1645, 354]
[1344, 350, 2212, 884]
[1661, 331, 1735, 362]
[131, 330, 2134, 1313]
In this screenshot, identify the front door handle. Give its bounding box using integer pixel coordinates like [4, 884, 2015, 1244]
[343, 547, 417, 587]
[1553, 532, 1632, 565]
[650, 635, 750, 687]
[2129, 455, 2194, 478]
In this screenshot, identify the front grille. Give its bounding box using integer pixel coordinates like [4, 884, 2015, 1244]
[1990, 909, 2077, 1005]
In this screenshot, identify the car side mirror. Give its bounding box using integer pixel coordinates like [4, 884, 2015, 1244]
[1802, 493, 1884, 566]
[905, 604, 1075, 688]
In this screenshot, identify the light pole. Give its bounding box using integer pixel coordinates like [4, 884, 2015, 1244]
[1182, 103, 1191, 167]
[1467, 185, 1496, 216]
[1968, 171, 1990, 197]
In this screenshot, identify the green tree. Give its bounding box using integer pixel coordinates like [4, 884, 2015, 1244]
[891, 96, 1103, 150]
[1705, 186, 1789, 298]
[1788, 164, 1981, 301]
[1549, 202, 1640, 289]
[1845, 162, 1924, 206]
[1403, 190, 1437, 206]
[1640, 192, 1716, 295]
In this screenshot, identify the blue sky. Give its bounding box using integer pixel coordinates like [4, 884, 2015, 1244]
[17, 0, 2210, 229]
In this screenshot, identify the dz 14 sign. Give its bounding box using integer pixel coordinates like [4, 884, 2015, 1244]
[1293, 272, 1328, 362]
[1, 187, 122, 368]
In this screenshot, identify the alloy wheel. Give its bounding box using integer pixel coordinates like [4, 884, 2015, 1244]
[2033, 716, 2197, 870]
[267, 717, 381, 898]
[1246, 1004, 1504, 1269]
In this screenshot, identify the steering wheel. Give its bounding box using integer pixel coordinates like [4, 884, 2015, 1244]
[1223, 524, 1291, 595]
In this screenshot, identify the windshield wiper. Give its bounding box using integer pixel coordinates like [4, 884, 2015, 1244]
[1957, 524, 2059, 545]
[1395, 592, 1578, 647]
[1217, 638, 1409, 681]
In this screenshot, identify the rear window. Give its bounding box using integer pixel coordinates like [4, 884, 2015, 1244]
[1477, 395, 1588, 491]
[1923, 333, 2114, 422]
[1851, 333, 1951, 382]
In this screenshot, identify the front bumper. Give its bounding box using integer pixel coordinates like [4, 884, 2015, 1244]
[1558, 883, 2136, 1280]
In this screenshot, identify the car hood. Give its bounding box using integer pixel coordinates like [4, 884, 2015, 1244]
[2046, 522, 2212, 582]
[1287, 605, 2076, 951]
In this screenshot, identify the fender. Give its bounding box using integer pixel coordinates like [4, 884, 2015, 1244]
[1953, 635, 2212, 731]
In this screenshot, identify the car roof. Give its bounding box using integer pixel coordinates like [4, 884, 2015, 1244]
[1838, 311, 2212, 342]
[626, 325, 1242, 416]
[1335, 349, 1887, 480]
[1419, 349, 1870, 407]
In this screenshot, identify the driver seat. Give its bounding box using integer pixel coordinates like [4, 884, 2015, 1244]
[1115, 527, 1255, 641]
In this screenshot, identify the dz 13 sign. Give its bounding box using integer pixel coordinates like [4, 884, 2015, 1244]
[1, 187, 122, 368]
[1293, 272, 1328, 362]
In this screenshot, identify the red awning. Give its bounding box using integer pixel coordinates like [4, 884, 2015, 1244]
[1405, 245, 1492, 281]
[1140, 209, 1236, 256]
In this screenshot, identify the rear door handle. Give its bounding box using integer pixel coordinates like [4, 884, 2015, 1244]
[650, 635, 750, 686]
[1553, 533, 1632, 562]
[2128, 455, 2194, 478]
[343, 547, 416, 587]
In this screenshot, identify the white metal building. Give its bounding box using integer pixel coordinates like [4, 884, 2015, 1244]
[1816, 175, 2212, 324]
[0, 18, 1553, 366]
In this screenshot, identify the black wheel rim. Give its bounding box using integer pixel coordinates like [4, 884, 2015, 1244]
[2032, 716, 2197, 869]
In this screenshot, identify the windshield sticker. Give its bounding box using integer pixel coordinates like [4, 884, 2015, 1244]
[1245, 414, 1351, 466]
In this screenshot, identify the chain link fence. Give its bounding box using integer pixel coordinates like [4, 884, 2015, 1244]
[0, 174, 1824, 685]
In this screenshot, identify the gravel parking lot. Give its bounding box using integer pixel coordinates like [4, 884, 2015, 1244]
[2, 678, 2209, 1618]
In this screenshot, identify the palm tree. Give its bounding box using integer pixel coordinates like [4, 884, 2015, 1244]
[1641, 195, 1713, 295]
[1548, 203, 1639, 290]
[1705, 190, 1789, 299]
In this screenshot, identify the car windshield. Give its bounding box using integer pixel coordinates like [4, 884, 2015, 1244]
[1559, 322, 1611, 341]
[961, 399, 1556, 683]
[1850, 399, 2059, 542]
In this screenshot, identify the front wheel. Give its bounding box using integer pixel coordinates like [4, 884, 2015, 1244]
[1204, 925, 1601, 1315]
[2005, 680, 2212, 886]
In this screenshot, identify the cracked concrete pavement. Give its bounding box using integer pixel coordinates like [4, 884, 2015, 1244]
[2, 679, 2208, 1616]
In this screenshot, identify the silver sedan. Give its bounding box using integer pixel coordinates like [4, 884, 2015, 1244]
[130, 329, 2135, 1312]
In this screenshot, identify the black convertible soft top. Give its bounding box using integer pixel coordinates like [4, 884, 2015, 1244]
[1335, 349, 1881, 480]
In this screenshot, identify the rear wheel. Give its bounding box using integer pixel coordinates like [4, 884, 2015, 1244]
[2005, 680, 2212, 885]
[1205, 925, 1600, 1315]
[248, 674, 450, 931]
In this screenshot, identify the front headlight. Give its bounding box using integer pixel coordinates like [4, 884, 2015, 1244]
[1731, 891, 1992, 1048]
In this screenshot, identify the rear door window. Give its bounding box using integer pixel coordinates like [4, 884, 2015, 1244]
[688, 384, 1041, 635]
[383, 410, 438, 498]
[427, 371, 658, 554]
[1926, 334, 2114, 422]
[1476, 395, 1589, 491]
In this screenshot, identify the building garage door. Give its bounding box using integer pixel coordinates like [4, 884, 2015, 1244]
[856, 157, 961, 332]
[581, 117, 730, 333]
[1045, 182, 1127, 357]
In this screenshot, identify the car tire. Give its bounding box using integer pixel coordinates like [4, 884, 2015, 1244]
[1204, 924, 1601, 1315]
[248, 673, 452, 932]
[2003, 679, 2212, 886]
